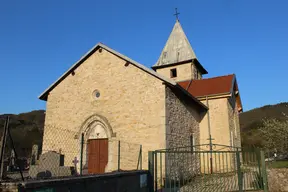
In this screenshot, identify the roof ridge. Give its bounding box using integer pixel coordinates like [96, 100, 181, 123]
[199, 74, 235, 81]
[38, 43, 177, 100]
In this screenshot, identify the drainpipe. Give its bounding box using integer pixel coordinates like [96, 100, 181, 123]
[206, 96, 213, 174]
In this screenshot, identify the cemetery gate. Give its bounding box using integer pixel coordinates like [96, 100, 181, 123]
[148, 144, 268, 192]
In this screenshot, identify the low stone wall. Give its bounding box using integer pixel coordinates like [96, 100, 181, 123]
[267, 168, 288, 192]
[18, 170, 151, 192]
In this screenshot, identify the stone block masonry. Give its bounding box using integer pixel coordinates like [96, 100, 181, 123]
[42, 48, 167, 173]
[164, 86, 203, 180]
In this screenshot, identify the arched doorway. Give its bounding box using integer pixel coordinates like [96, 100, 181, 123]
[77, 114, 114, 174]
[86, 122, 108, 174]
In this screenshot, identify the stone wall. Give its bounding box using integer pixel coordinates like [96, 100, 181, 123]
[156, 62, 201, 82]
[165, 86, 203, 180]
[42, 48, 166, 172]
[199, 98, 230, 146]
[165, 86, 201, 149]
[227, 97, 241, 148]
[199, 97, 238, 173]
[267, 168, 288, 192]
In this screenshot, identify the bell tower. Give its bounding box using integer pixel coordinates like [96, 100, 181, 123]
[152, 17, 208, 82]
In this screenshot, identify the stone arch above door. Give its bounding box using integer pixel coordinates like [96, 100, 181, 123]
[74, 114, 115, 139]
[86, 121, 107, 139]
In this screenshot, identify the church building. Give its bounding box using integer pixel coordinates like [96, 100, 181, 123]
[38, 18, 242, 174]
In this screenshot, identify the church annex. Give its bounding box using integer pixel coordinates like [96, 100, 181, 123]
[38, 18, 242, 174]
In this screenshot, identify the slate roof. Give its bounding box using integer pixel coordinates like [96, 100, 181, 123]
[153, 20, 208, 74]
[154, 20, 197, 67]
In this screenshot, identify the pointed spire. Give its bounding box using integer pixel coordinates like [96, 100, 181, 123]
[154, 20, 197, 67]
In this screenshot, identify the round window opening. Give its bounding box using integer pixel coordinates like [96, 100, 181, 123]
[93, 90, 100, 99]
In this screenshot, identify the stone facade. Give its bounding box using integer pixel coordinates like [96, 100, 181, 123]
[198, 97, 241, 172]
[164, 86, 204, 180]
[165, 86, 202, 149]
[42, 48, 167, 172]
[199, 98, 230, 147]
[227, 96, 242, 149]
[155, 62, 201, 82]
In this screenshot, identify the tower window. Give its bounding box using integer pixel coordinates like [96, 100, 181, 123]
[194, 67, 198, 79]
[163, 52, 167, 59]
[170, 68, 177, 78]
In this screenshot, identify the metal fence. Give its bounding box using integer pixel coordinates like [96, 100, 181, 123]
[148, 144, 268, 192]
[0, 116, 143, 182]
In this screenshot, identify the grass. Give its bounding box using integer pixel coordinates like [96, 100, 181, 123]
[266, 161, 288, 168]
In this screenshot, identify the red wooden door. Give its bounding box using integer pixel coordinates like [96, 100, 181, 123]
[88, 139, 108, 174]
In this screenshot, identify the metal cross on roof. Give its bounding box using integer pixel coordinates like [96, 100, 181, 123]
[174, 8, 180, 20]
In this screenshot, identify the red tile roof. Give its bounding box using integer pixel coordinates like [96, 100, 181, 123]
[178, 74, 235, 97]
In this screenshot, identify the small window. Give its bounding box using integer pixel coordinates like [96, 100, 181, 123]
[194, 67, 198, 79]
[163, 52, 167, 59]
[170, 68, 177, 78]
[95, 91, 100, 98]
[93, 90, 101, 99]
[190, 133, 195, 152]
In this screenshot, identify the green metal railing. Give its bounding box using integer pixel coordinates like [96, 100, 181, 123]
[149, 144, 268, 192]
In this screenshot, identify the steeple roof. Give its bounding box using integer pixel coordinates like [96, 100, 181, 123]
[154, 20, 197, 67]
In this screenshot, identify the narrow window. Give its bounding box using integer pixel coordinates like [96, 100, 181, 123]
[170, 68, 177, 78]
[194, 67, 198, 79]
[177, 52, 180, 62]
[230, 131, 234, 147]
[234, 115, 238, 138]
[190, 133, 195, 153]
[163, 52, 167, 59]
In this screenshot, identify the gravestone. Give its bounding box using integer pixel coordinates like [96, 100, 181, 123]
[8, 149, 15, 171]
[10, 150, 15, 166]
[39, 151, 64, 167]
[29, 151, 73, 179]
[30, 144, 39, 165]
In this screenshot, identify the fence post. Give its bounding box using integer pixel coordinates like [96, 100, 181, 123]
[154, 152, 158, 192]
[260, 150, 269, 192]
[80, 133, 84, 175]
[256, 148, 262, 189]
[0, 116, 9, 180]
[137, 145, 142, 170]
[7, 120, 24, 181]
[236, 149, 243, 192]
[118, 140, 120, 171]
[148, 151, 154, 192]
[140, 145, 142, 170]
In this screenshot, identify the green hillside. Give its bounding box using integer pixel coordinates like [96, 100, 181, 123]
[0, 110, 45, 158]
[240, 102, 288, 148]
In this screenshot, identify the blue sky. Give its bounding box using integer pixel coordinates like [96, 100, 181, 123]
[1, 0, 288, 114]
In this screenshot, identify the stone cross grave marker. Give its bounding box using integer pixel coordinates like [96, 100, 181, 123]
[72, 157, 79, 169]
